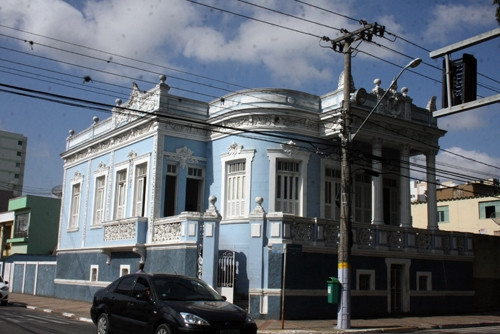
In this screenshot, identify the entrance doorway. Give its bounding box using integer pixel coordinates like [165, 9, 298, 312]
[386, 258, 411, 314]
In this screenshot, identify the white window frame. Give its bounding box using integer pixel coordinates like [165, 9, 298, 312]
[114, 168, 128, 220]
[356, 269, 375, 291]
[133, 162, 148, 217]
[120, 264, 130, 277]
[186, 166, 204, 212]
[68, 172, 83, 231]
[92, 175, 107, 226]
[322, 164, 341, 220]
[165, 163, 178, 216]
[275, 160, 301, 214]
[354, 173, 371, 224]
[221, 149, 255, 219]
[416, 271, 432, 291]
[267, 148, 310, 216]
[225, 160, 247, 218]
[90, 265, 99, 282]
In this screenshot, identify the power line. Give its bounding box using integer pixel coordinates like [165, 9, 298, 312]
[2, 78, 497, 199]
[0, 8, 497, 181]
[186, 0, 323, 39]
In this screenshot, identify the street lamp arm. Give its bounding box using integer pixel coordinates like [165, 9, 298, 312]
[350, 58, 422, 142]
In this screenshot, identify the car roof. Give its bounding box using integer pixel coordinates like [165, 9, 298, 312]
[122, 273, 198, 280]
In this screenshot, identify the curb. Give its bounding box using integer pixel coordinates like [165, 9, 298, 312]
[258, 328, 419, 334]
[16, 303, 93, 323]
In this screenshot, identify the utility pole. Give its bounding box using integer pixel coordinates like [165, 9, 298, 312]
[323, 22, 385, 330]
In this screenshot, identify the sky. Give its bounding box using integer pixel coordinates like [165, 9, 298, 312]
[0, 0, 498, 197]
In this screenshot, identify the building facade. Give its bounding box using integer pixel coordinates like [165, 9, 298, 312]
[0, 130, 27, 201]
[412, 179, 500, 235]
[1, 195, 60, 290]
[54, 74, 474, 319]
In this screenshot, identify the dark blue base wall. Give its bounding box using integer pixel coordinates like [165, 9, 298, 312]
[255, 248, 474, 319]
[54, 246, 199, 301]
[147, 246, 198, 277]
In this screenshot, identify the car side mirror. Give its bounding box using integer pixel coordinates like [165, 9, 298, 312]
[4, 281, 8, 285]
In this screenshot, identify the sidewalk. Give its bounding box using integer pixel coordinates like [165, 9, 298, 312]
[8, 293, 500, 333]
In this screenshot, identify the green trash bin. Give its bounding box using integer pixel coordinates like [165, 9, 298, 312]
[327, 277, 340, 304]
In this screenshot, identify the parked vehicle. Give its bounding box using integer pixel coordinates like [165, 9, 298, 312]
[90, 273, 257, 334]
[0, 275, 9, 306]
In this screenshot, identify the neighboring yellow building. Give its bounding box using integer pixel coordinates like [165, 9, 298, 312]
[412, 179, 500, 235]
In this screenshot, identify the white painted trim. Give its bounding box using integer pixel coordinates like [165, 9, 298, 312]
[54, 278, 110, 287]
[267, 148, 310, 216]
[356, 269, 376, 291]
[220, 148, 255, 218]
[385, 258, 411, 313]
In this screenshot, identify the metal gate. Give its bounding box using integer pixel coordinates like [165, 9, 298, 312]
[217, 251, 236, 303]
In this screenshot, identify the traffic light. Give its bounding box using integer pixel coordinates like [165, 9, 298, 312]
[442, 53, 477, 108]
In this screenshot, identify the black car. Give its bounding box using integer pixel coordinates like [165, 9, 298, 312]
[90, 273, 257, 334]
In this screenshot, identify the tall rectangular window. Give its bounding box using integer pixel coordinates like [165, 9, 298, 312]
[164, 164, 177, 216]
[276, 160, 300, 215]
[114, 170, 127, 219]
[226, 161, 246, 218]
[186, 167, 203, 212]
[324, 167, 341, 220]
[93, 176, 106, 225]
[354, 174, 371, 223]
[15, 213, 29, 238]
[90, 265, 98, 282]
[133, 163, 147, 217]
[69, 183, 81, 229]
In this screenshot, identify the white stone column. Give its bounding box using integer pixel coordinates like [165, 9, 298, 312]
[426, 151, 439, 230]
[371, 138, 384, 225]
[399, 145, 411, 227]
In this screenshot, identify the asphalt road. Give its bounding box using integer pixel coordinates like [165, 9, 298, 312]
[0, 305, 94, 334]
[416, 325, 500, 333]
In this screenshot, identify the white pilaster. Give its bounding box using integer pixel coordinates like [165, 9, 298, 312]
[371, 138, 384, 225]
[399, 144, 411, 227]
[426, 151, 438, 230]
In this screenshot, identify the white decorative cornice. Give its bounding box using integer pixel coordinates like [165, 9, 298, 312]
[281, 140, 299, 158]
[97, 161, 107, 171]
[71, 171, 83, 183]
[128, 150, 137, 161]
[166, 146, 203, 169]
[63, 121, 156, 166]
[228, 142, 243, 156]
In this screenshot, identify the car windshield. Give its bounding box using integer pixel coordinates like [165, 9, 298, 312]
[153, 276, 224, 302]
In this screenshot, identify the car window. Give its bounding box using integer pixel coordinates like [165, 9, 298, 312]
[133, 277, 151, 300]
[114, 276, 136, 296]
[153, 277, 223, 301]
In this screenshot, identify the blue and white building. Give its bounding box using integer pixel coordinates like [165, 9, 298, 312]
[54, 74, 474, 319]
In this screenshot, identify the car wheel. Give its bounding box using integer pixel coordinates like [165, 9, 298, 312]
[155, 324, 171, 334]
[96, 313, 111, 334]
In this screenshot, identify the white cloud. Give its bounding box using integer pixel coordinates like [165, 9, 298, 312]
[422, 3, 495, 43]
[412, 147, 500, 183]
[438, 147, 500, 180]
[438, 108, 487, 131]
